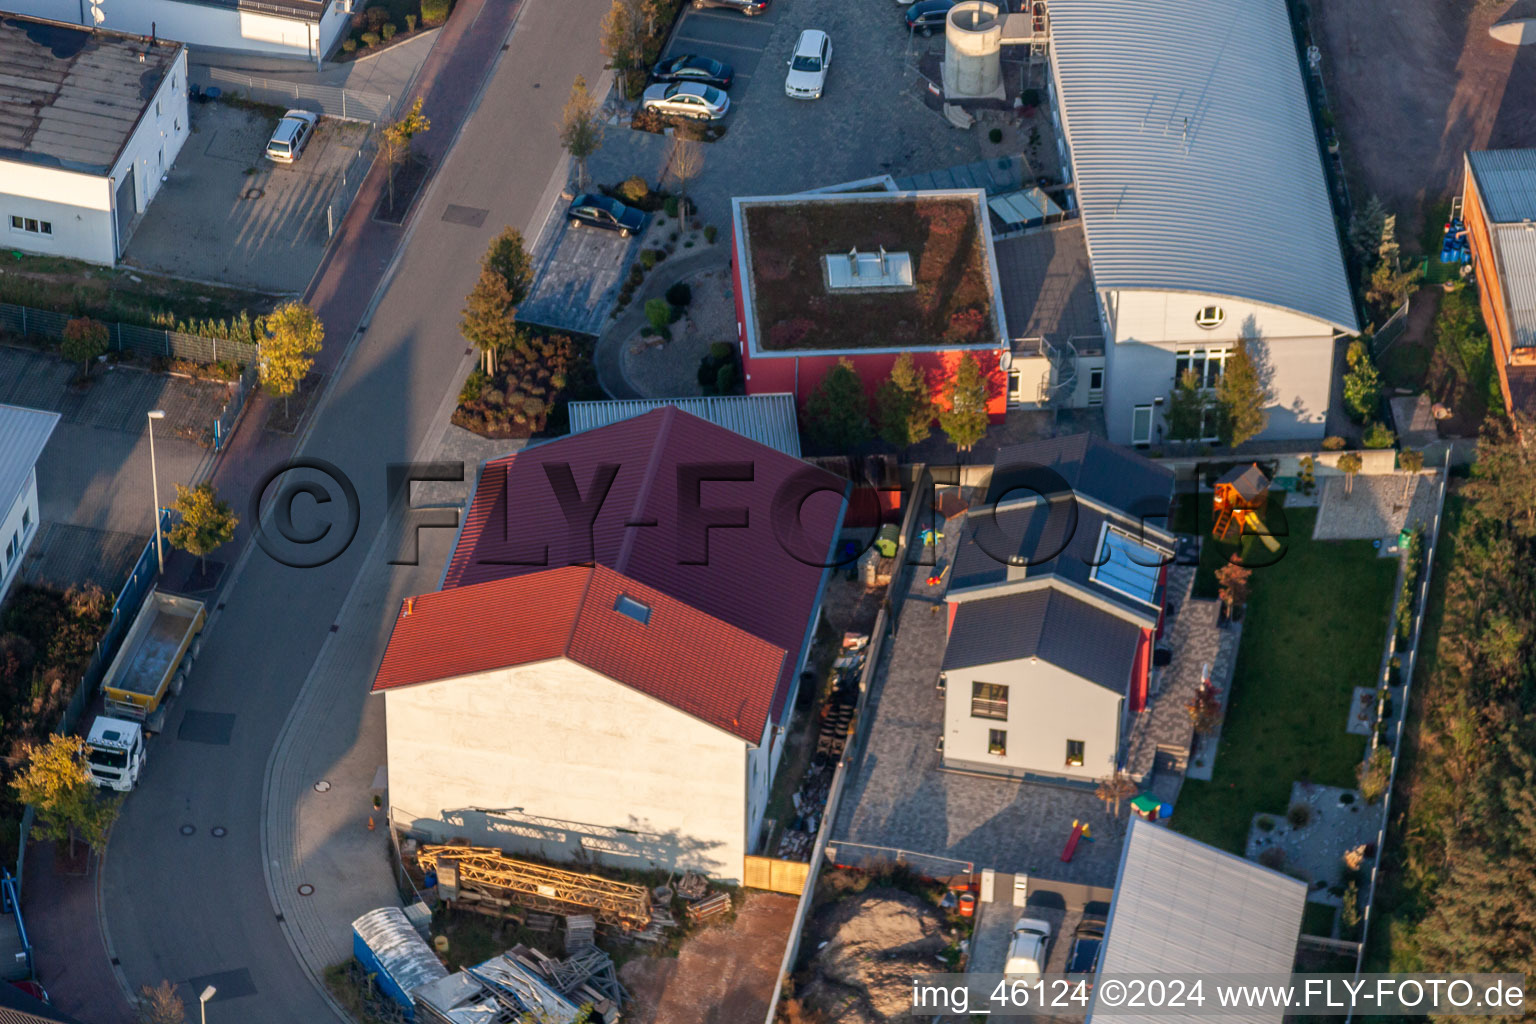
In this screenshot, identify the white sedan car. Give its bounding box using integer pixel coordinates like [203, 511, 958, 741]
[785, 29, 832, 99]
[1004, 917, 1053, 975]
[640, 81, 730, 121]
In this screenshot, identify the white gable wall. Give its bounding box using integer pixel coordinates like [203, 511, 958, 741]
[0, 162, 114, 264]
[384, 658, 752, 880]
[943, 657, 1125, 782]
[109, 47, 190, 249]
[10, 0, 344, 60]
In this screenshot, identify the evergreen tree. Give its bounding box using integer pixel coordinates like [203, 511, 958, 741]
[1214, 339, 1269, 446]
[1342, 339, 1383, 422]
[1163, 368, 1210, 442]
[804, 359, 870, 450]
[873, 352, 934, 451]
[938, 354, 990, 452]
[461, 268, 518, 374]
[483, 227, 534, 306]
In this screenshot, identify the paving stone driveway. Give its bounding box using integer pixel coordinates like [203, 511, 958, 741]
[832, 516, 1130, 887]
[590, 0, 985, 230]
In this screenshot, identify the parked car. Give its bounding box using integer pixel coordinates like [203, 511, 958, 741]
[1066, 914, 1107, 980]
[906, 0, 955, 34]
[641, 81, 731, 120]
[691, 0, 769, 13]
[1004, 916, 1053, 975]
[653, 54, 735, 89]
[567, 193, 646, 238]
[785, 29, 832, 100]
[265, 109, 318, 164]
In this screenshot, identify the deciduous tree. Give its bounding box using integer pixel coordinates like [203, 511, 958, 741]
[11, 734, 121, 859]
[61, 317, 109, 378]
[259, 302, 324, 416]
[874, 352, 933, 452]
[1186, 683, 1223, 736]
[560, 75, 604, 189]
[668, 135, 705, 220]
[938, 354, 990, 452]
[381, 97, 430, 211]
[1337, 451, 1363, 497]
[1343, 339, 1383, 423]
[1215, 562, 1252, 620]
[483, 227, 534, 306]
[804, 359, 870, 450]
[461, 268, 519, 374]
[1398, 448, 1424, 500]
[138, 981, 187, 1024]
[167, 482, 239, 574]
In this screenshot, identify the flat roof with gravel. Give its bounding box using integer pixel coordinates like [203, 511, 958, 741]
[0, 17, 181, 176]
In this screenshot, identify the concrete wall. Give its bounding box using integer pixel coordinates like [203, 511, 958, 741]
[942, 656, 1125, 782]
[385, 659, 752, 880]
[0, 470, 41, 606]
[13, 0, 340, 60]
[1104, 322, 1336, 445]
[0, 161, 114, 265]
[109, 47, 190, 252]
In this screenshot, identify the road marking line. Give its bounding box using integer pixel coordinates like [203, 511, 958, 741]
[668, 34, 771, 53]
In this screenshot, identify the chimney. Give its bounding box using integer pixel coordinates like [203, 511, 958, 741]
[402, 597, 415, 617]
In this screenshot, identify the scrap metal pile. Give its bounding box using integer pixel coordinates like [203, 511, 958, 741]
[414, 938, 625, 1024]
[774, 633, 865, 861]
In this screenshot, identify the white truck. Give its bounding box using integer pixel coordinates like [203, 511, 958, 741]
[84, 716, 146, 791]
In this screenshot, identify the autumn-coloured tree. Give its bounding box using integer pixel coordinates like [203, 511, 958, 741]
[874, 352, 933, 452]
[1186, 683, 1223, 736]
[1337, 451, 1363, 497]
[381, 97, 430, 210]
[137, 981, 187, 1024]
[167, 482, 239, 574]
[260, 302, 324, 416]
[1215, 562, 1252, 620]
[1094, 772, 1137, 818]
[61, 317, 110, 378]
[560, 75, 604, 188]
[461, 268, 519, 374]
[12, 734, 121, 858]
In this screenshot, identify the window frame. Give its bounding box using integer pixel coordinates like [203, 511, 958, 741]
[970, 681, 1009, 721]
[988, 729, 1007, 756]
[1195, 305, 1225, 329]
[1065, 739, 1085, 767]
[1131, 404, 1153, 446]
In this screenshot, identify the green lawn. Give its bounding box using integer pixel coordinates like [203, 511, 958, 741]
[1172, 507, 1398, 854]
[1172, 493, 1293, 599]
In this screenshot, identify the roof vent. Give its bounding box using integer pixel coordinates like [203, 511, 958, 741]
[402, 597, 416, 617]
[824, 246, 914, 290]
[614, 594, 652, 626]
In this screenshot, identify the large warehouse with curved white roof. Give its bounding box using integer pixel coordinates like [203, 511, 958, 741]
[1047, 0, 1358, 445]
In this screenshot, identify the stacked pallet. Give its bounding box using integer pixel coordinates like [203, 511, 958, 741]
[685, 892, 731, 923]
[562, 914, 596, 953]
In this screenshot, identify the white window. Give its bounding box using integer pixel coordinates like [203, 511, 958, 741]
[1174, 347, 1231, 389]
[1131, 405, 1154, 446]
[1195, 305, 1225, 329]
[1088, 367, 1104, 392]
[10, 216, 52, 236]
[21, 508, 31, 532]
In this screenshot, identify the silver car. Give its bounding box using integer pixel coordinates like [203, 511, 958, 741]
[640, 81, 730, 121]
[265, 110, 319, 164]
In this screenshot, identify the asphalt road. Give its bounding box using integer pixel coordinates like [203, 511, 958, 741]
[97, 0, 614, 1018]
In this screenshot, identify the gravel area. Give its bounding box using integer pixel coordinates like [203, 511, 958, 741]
[620, 263, 734, 398]
[1312, 473, 1438, 541]
[1247, 782, 1376, 908]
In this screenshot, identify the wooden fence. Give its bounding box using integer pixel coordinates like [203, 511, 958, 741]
[743, 856, 811, 896]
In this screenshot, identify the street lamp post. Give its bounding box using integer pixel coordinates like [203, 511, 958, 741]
[147, 409, 166, 574]
[199, 985, 217, 1024]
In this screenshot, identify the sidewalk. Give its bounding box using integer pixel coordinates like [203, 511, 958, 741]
[592, 247, 723, 399]
[21, 846, 132, 1024]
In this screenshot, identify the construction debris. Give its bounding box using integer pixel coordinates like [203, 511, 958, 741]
[775, 643, 864, 862]
[686, 892, 731, 924]
[415, 943, 628, 1024]
[563, 914, 596, 953]
[418, 846, 652, 929]
[675, 872, 709, 902]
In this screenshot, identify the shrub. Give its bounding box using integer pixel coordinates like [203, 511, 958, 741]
[716, 363, 736, 394]
[1287, 803, 1312, 828]
[382, 22, 397, 39]
[406, 12, 417, 30]
[420, 0, 450, 23]
[667, 303, 683, 324]
[664, 196, 680, 218]
[628, 263, 645, 285]
[458, 368, 488, 403]
[639, 249, 661, 270]
[365, 5, 387, 29]
[1256, 815, 1276, 832]
[61, 316, 109, 374]
[360, 30, 380, 45]
[1357, 746, 1392, 803]
[704, 224, 718, 244]
[645, 298, 671, 333]
[709, 342, 733, 361]
[653, 248, 668, 262]
[988, 127, 1003, 144]
[1321, 435, 1347, 451]
[341, 37, 358, 52]
[1258, 847, 1287, 870]
[617, 176, 651, 204]
[1021, 88, 1041, 107]
[669, 231, 679, 243]
[666, 281, 692, 307]
[1362, 420, 1396, 449]
[1339, 791, 1355, 805]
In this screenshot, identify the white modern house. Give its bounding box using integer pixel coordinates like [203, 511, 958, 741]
[6, 0, 348, 62]
[940, 436, 1175, 784]
[0, 17, 189, 265]
[1046, 0, 1359, 446]
[1091, 818, 1306, 1024]
[0, 405, 61, 606]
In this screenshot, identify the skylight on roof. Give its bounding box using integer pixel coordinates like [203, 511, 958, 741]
[614, 594, 652, 625]
[1091, 527, 1167, 607]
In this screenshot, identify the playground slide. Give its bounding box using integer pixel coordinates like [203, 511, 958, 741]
[1060, 821, 1084, 862]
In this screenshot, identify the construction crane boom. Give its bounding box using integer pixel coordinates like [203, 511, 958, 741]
[418, 846, 651, 929]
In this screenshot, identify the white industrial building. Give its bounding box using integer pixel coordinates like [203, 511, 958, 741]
[5, 0, 347, 62]
[0, 405, 61, 606]
[1046, 0, 1359, 445]
[0, 17, 189, 265]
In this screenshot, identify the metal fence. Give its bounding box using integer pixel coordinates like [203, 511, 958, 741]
[193, 67, 395, 123]
[13, 513, 166, 891]
[1371, 293, 1412, 358]
[0, 302, 259, 367]
[213, 362, 261, 452]
[325, 132, 381, 239]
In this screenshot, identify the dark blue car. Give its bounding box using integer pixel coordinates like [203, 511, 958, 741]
[1067, 915, 1107, 979]
[653, 54, 735, 90]
[568, 193, 646, 238]
[906, 0, 955, 35]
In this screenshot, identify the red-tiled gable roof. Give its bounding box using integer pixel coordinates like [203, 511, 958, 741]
[371, 565, 788, 743]
[442, 408, 847, 722]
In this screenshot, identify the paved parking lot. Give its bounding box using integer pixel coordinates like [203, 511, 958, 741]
[590, 0, 984, 229]
[125, 102, 372, 294]
[518, 212, 640, 335]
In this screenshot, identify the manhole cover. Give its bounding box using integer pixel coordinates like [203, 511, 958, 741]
[314, 781, 331, 793]
[242, 187, 265, 201]
[211, 827, 227, 838]
[179, 824, 195, 836]
[298, 884, 315, 896]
